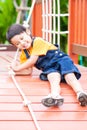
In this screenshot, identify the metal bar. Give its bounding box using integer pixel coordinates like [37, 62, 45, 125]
[13, 0, 30, 11]
[49, 0, 52, 42]
[57, 0, 60, 47]
[23, 0, 36, 28]
[42, 29, 69, 34]
[16, 0, 24, 24]
[53, 0, 56, 44]
[45, 0, 48, 41]
[26, 0, 37, 24]
[42, 13, 69, 17]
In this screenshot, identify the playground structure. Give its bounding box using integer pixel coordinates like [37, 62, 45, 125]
[0, 1, 87, 130]
[32, 0, 87, 64]
[68, 0, 87, 63]
[0, 0, 86, 63]
[14, 0, 87, 64]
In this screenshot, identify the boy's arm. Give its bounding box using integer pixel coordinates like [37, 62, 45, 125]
[10, 55, 39, 72]
[14, 67, 33, 75]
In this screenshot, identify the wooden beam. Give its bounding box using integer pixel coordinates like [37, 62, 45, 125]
[72, 43, 87, 57]
[0, 44, 16, 51]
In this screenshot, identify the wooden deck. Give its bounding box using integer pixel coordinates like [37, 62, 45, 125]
[0, 51, 87, 130]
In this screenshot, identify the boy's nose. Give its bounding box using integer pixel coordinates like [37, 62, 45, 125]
[24, 35, 27, 41]
[20, 41, 25, 45]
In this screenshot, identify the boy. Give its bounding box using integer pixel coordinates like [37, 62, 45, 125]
[6, 23, 87, 107]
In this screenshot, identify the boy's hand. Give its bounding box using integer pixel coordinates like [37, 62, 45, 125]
[8, 69, 15, 76]
[11, 62, 19, 72]
[8, 61, 19, 72]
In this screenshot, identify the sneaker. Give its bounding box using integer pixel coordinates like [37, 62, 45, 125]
[41, 94, 64, 107]
[55, 95, 64, 106]
[39, 73, 48, 81]
[77, 91, 87, 106]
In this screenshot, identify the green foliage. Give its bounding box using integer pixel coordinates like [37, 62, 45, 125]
[0, 0, 32, 44]
[60, 0, 68, 53]
[60, 0, 68, 13]
[83, 57, 87, 67]
[51, 0, 68, 53]
[52, 0, 68, 53]
[0, 0, 17, 44]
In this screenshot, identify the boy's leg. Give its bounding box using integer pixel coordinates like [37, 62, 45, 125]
[64, 73, 87, 106]
[47, 72, 61, 96]
[41, 72, 64, 107]
[64, 73, 83, 92]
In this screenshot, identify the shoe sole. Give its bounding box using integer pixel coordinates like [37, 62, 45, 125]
[55, 98, 64, 106]
[41, 97, 64, 107]
[41, 98, 56, 107]
[78, 93, 87, 106]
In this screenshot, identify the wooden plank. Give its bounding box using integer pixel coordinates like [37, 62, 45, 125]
[0, 103, 28, 111]
[72, 43, 87, 56]
[0, 103, 86, 112]
[0, 96, 22, 103]
[0, 111, 87, 121]
[0, 95, 77, 103]
[0, 112, 31, 120]
[0, 121, 35, 130]
[31, 104, 87, 112]
[0, 87, 85, 96]
[0, 44, 16, 51]
[0, 82, 86, 96]
[40, 121, 87, 130]
[0, 88, 20, 95]
[0, 51, 87, 130]
[0, 121, 87, 130]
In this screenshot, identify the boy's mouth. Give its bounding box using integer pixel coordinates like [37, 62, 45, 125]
[22, 44, 29, 49]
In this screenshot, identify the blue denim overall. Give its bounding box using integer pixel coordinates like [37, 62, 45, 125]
[35, 49, 81, 82]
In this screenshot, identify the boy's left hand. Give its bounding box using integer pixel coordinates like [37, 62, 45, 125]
[8, 69, 15, 76]
[11, 62, 19, 72]
[8, 61, 19, 72]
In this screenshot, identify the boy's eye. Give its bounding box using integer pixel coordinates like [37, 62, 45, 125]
[20, 38, 23, 40]
[20, 36, 23, 40]
[16, 43, 19, 46]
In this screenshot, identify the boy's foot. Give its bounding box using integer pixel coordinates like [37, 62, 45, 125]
[77, 91, 87, 106]
[56, 95, 64, 106]
[39, 73, 48, 81]
[41, 94, 64, 107]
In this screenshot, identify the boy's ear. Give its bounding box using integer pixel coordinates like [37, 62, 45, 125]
[26, 29, 31, 35]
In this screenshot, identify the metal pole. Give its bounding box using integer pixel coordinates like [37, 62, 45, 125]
[23, 0, 37, 27]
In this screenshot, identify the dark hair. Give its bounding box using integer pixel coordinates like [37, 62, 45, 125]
[6, 24, 26, 42]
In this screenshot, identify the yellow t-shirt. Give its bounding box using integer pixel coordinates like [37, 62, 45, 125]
[20, 37, 57, 63]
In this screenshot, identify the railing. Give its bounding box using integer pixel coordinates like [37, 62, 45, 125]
[42, 0, 69, 47]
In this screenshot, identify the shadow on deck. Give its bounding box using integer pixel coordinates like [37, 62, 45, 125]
[0, 51, 87, 130]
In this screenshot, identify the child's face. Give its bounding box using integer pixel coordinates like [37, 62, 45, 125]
[10, 31, 32, 50]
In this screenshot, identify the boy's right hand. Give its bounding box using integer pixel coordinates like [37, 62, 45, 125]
[8, 69, 16, 76]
